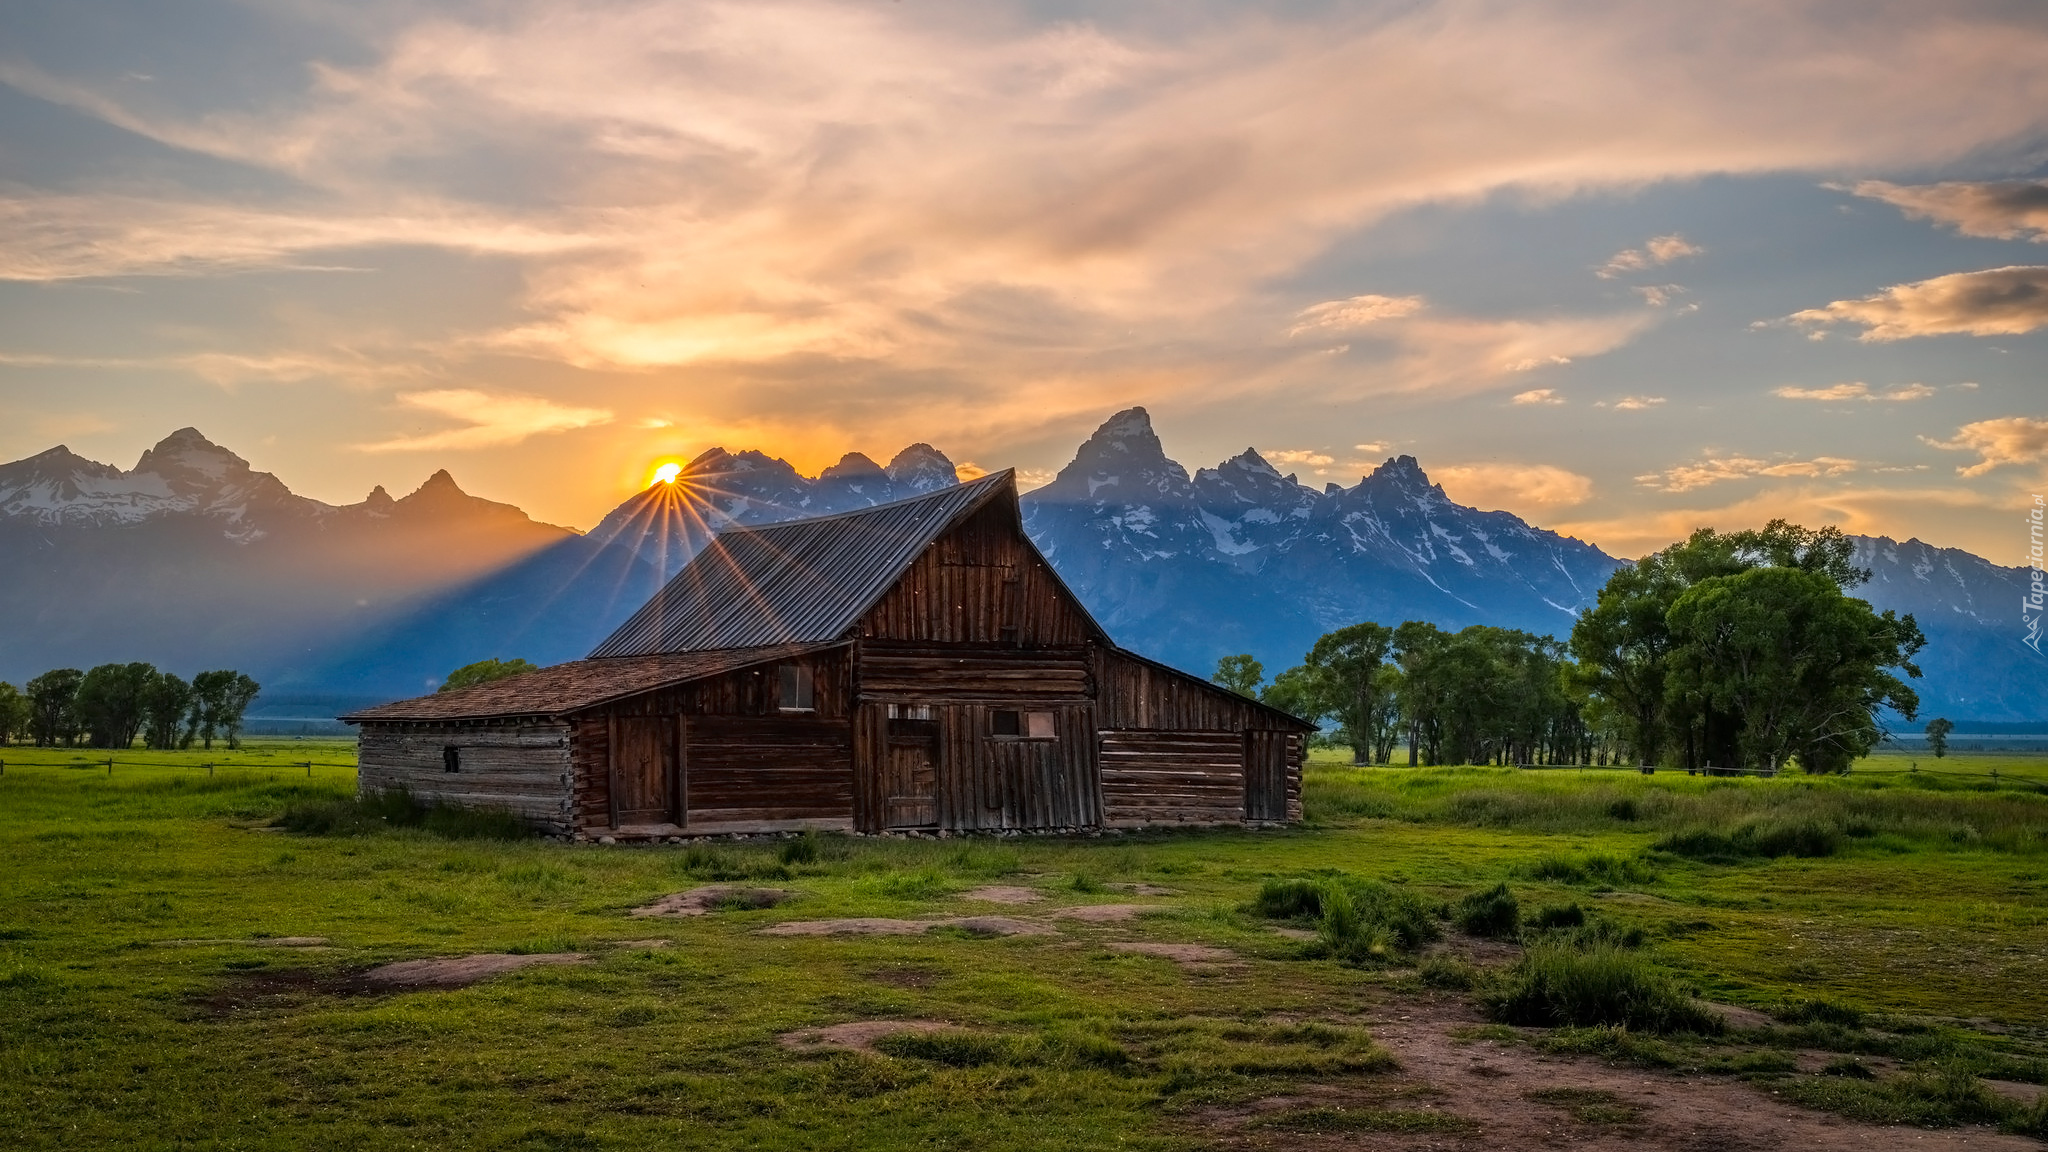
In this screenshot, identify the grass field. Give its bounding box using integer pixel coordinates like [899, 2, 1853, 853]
[2, 740, 2044, 1149]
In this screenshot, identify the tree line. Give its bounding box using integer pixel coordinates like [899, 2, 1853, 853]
[0, 664, 261, 750]
[1220, 521, 1934, 775]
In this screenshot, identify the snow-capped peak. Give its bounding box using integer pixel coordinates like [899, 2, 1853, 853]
[885, 443, 960, 493]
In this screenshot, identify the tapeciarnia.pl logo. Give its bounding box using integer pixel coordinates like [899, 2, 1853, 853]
[2027, 494, 2044, 655]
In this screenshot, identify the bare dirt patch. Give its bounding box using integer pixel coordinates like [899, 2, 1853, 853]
[1105, 941, 1235, 964]
[760, 917, 1053, 938]
[779, 1019, 954, 1053]
[630, 886, 789, 917]
[609, 938, 673, 949]
[865, 965, 942, 989]
[1703, 1002, 1774, 1030]
[1050, 904, 1167, 923]
[1196, 993, 2040, 1151]
[1271, 926, 1319, 942]
[961, 885, 1045, 904]
[360, 953, 589, 989]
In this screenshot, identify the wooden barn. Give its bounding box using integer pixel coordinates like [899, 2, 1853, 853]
[341, 471, 1312, 839]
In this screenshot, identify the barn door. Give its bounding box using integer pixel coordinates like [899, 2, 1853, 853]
[612, 715, 679, 827]
[883, 719, 939, 828]
[1244, 731, 1289, 823]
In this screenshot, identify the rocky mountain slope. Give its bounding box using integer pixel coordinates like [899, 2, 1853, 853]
[3, 420, 2041, 721]
[1021, 408, 1623, 675]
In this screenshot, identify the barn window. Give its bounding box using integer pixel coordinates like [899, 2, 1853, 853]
[991, 710, 1056, 740]
[778, 664, 815, 712]
[887, 703, 933, 720]
[442, 745, 460, 773]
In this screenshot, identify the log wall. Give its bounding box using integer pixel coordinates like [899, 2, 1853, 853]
[356, 723, 574, 834]
[1098, 730, 1245, 827]
[569, 648, 856, 835]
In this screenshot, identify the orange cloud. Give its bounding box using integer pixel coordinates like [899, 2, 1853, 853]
[1922, 416, 2048, 477]
[1434, 463, 1593, 511]
[1787, 266, 2048, 341]
[359, 390, 615, 452]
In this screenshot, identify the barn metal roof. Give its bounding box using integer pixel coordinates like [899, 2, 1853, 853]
[588, 470, 1024, 658]
[340, 643, 836, 723]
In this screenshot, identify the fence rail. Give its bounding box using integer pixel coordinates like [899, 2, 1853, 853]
[1510, 760, 2048, 792]
[0, 756, 357, 778]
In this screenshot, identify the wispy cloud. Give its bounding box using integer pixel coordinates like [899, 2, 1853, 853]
[1922, 416, 2048, 477]
[1512, 388, 1564, 405]
[1785, 266, 2048, 341]
[1852, 178, 2048, 242]
[1267, 448, 1336, 467]
[1434, 462, 1592, 510]
[1604, 396, 1666, 411]
[360, 390, 615, 452]
[1636, 454, 1857, 492]
[1772, 382, 1936, 402]
[1597, 234, 1701, 279]
[1289, 294, 1425, 336]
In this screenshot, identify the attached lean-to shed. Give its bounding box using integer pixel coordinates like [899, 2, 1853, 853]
[342, 471, 1311, 839]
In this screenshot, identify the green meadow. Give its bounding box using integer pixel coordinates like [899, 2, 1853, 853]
[2, 740, 2045, 1149]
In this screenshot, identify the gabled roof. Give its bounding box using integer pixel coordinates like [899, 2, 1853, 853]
[590, 470, 1043, 658]
[341, 643, 835, 723]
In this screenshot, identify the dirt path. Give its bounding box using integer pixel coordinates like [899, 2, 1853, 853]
[1201, 993, 2036, 1151]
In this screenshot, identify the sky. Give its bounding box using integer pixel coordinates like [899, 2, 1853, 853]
[2, 0, 2046, 562]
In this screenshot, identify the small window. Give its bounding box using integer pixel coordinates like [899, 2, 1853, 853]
[442, 746, 461, 773]
[887, 703, 932, 720]
[991, 710, 1056, 739]
[778, 664, 815, 712]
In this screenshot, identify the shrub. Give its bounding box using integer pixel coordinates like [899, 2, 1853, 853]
[1775, 997, 1865, 1029]
[1657, 818, 1843, 860]
[1606, 798, 1640, 821]
[1529, 903, 1585, 931]
[1483, 944, 1723, 1034]
[1251, 878, 1327, 920]
[1454, 883, 1520, 938]
[278, 789, 530, 841]
[1417, 956, 1479, 990]
[1069, 873, 1106, 894]
[874, 1029, 1016, 1067]
[778, 831, 819, 866]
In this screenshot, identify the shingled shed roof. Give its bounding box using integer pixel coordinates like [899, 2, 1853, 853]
[340, 643, 835, 723]
[590, 470, 1044, 658]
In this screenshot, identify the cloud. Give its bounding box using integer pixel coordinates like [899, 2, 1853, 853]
[1785, 266, 2048, 340]
[1554, 482, 2002, 561]
[1772, 382, 1936, 402]
[1289, 294, 1425, 336]
[1636, 454, 1858, 492]
[1633, 284, 1688, 307]
[1598, 235, 1701, 278]
[1852, 178, 2048, 242]
[1352, 441, 1390, 455]
[1512, 388, 1564, 405]
[1922, 416, 2048, 476]
[1434, 463, 1593, 510]
[360, 390, 615, 452]
[1268, 448, 1336, 467]
[1604, 396, 1666, 410]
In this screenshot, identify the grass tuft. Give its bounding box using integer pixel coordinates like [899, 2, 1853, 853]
[1484, 943, 1723, 1034]
[1454, 883, 1520, 938]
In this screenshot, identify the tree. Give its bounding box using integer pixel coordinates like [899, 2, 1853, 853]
[141, 672, 194, 750]
[439, 658, 539, 693]
[1665, 566, 1922, 774]
[190, 670, 262, 750]
[1925, 717, 1954, 759]
[26, 668, 83, 747]
[1303, 623, 1395, 765]
[0, 682, 27, 745]
[1212, 654, 1264, 697]
[76, 662, 156, 749]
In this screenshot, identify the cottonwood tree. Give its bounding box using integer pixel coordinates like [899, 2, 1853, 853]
[190, 670, 262, 750]
[1211, 654, 1265, 697]
[26, 668, 83, 747]
[76, 662, 156, 748]
[142, 671, 194, 750]
[438, 658, 538, 693]
[1925, 717, 1954, 759]
[0, 682, 27, 745]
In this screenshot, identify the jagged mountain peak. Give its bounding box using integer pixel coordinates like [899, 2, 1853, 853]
[820, 451, 888, 480]
[363, 484, 394, 509]
[885, 443, 959, 493]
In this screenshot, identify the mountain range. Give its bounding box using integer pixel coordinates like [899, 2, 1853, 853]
[1, 414, 2041, 722]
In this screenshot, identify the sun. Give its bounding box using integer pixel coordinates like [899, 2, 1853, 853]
[651, 461, 682, 485]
